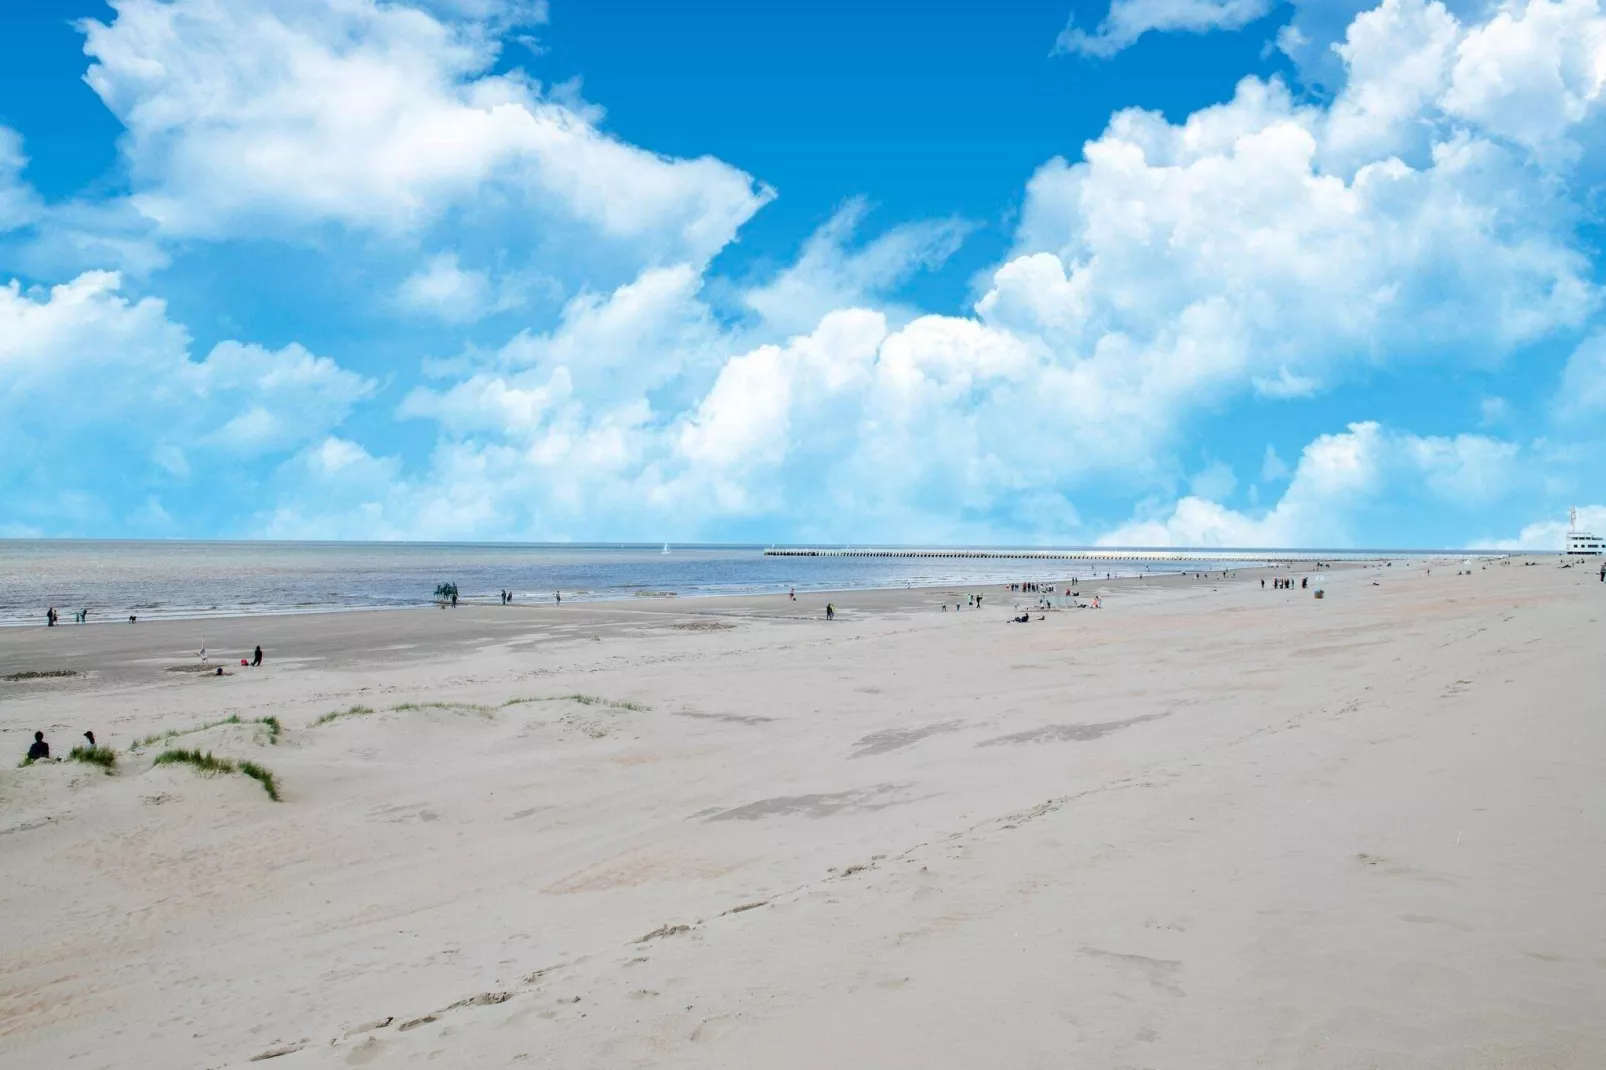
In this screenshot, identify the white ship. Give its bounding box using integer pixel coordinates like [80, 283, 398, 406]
[1565, 507, 1603, 555]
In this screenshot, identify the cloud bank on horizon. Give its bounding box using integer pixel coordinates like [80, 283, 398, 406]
[0, 0, 1601, 549]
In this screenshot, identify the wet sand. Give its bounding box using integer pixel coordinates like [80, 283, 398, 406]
[2, 556, 1602, 1067]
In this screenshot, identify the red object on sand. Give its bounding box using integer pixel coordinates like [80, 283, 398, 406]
[240, 659, 249, 666]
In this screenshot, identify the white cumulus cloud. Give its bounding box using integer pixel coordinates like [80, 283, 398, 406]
[1056, 0, 1277, 58]
[1099, 422, 1525, 547]
[0, 271, 372, 532]
[80, 0, 772, 266]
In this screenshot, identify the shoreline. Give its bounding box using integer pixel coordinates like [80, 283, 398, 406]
[1, 557, 1410, 689]
[0, 552, 1475, 630]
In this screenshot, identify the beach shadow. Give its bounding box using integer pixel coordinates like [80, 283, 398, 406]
[976, 711, 1170, 747]
[674, 710, 776, 726]
[851, 720, 966, 757]
[704, 783, 910, 821]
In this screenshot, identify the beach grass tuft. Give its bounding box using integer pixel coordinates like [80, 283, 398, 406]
[313, 704, 375, 726]
[131, 713, 282, 750]
[153, 748, 234, 774]
[69, 745, 118, 770]
[502, 693, 650, 712]
[152, 748, 282, 801]
[390, 700, 494, 714]
[134, 714, 239, 750]
[17, 755, 35, 768]
[560, 693, 650, 712]
[237, 760, 282, 801]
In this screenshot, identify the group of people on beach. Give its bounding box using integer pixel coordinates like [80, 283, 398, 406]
[44, 606, 141, 625]
[1264, 577, 1306, 590]
[1010, 581, 1060, 593]
[22, 729, 97, 764]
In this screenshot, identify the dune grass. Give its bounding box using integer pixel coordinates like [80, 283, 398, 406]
[312, 704, 375, 726]
[132, 713, 284, 750]
[391, 700, 494, 714]
[308, 694, 648, 729]
[503, 693, 650, 712]
[237, 760, 282, 802]
[135, 714, 238, 748]
[16, 755, 35, 768]
[312, 700, 493, 727]
[69, 744, 118, 770]
[152, 748, 282, 801]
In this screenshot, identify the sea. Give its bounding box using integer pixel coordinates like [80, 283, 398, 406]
[0, 540, 1280, 627]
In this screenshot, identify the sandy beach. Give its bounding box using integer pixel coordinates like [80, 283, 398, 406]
[2, 558, 1603, 1068]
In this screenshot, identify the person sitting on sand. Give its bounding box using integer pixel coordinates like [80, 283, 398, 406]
[252, 645, 262, 667]
[27, 731, 49, 761]
[83, 730, 96, 747]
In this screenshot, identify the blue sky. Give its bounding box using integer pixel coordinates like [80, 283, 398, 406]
[0, 0, 1601, 548]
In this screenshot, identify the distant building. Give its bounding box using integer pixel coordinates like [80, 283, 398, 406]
[1566, 507, 1603, 555]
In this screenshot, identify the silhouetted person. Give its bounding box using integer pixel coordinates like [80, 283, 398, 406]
[27, 732, 49, 761]
[252, 645, 263, 667]
[826, 603, 835, 621]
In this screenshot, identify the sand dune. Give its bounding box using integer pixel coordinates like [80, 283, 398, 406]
[1, 559, 1603, 1068]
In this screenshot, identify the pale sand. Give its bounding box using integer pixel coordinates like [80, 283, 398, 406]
[1, 559, 1603, 1068]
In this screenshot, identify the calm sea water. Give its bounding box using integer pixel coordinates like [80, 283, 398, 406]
[0, 541, 1251, 626]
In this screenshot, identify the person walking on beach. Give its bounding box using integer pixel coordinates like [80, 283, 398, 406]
[555, 591, 562, 605]
[252, 645, 263, 667]
[27, 731, 49, 761]
[46, 607, 57, 627]
[826, 603, 835, 621]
